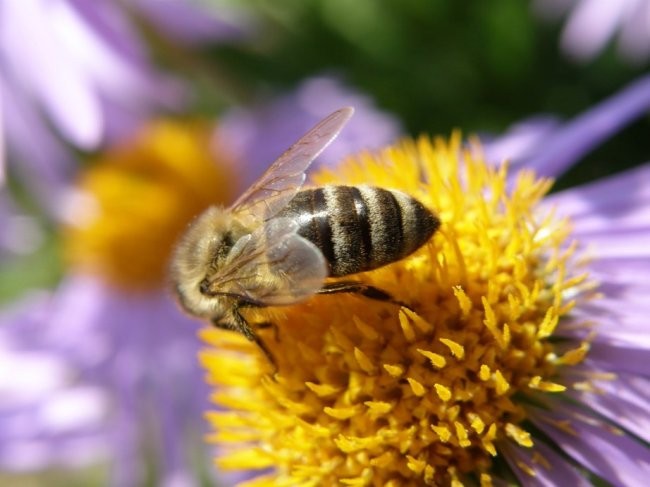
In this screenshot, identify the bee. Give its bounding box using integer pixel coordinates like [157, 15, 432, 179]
[171, 107, 440, 362]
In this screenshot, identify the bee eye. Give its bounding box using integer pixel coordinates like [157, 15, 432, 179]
[214, 232, 235, 261]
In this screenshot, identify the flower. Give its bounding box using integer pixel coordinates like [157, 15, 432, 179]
[0, 120, 238, 486]
[533, 0, 650, 64]
[200, 81, 650, 484]
[0, 290, 110, 472]
[0, 0, 241, 210]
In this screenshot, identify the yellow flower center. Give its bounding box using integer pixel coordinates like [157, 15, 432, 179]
[200, 134, 594, 485]
[64, 120, 237, 290]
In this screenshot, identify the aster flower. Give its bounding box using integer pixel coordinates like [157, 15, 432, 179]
[533, 0, 650, 64]
[200, 79, 650, 484]
[0, 88, 401, 485]
[0, 120, 237, 486]
[0, 0, 242, 209]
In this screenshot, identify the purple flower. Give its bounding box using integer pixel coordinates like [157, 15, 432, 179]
[0, 0, 242, 211]
[534, 0, 650, 64]
[1, 278, 220, 485]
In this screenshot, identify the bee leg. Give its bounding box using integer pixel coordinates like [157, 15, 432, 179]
[318, 281, 413, 311]
[236, 301, 281, 342]
[231, 304, 277, 370]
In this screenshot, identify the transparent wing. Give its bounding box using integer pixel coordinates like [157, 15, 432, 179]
[203, 218, 328, 306]
[231, 107, 354, 222]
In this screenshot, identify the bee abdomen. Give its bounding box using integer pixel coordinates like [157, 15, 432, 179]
[279, 185, 439, 277]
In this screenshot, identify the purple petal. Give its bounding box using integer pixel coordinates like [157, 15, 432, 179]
[543, 163, 650, 235]
[587, 342, 650, 375]
[479, 115, 561, 167]
[66, 0, 148, 67]
[589, 260, 650, 295]
[580, 229, 650, 258]
[588, 255, 650, 287]
[536, 0, 650, 65]
[571, 206, 650, 235]
[530, 403, 650, 486]
[61, 0, 187, 116]
[559, 0, 624, 62]
[1, 0, 215, 212]
[569, 372, 650, 443]
[0, 350, 69, 408]
[0, 296, 112, 470]
[561, 306, 650, 348]
[587, 289, 650, 313]
[1, 1, 103, 148]
[0, 76, 75, 206]
[617, 1, 650, 63]
[0, 275, 214, 484]
[543, 163, 650, 218]
[36, 387, 108, 434]
[501, 438, 591, 487]
[96, 77, 186, 144]
[575, 295, 650, 332]
[523, 74, 650, 178]
[589, 256, 650, 284]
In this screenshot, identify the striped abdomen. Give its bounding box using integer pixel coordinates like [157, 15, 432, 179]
[277, 185, 440, 277]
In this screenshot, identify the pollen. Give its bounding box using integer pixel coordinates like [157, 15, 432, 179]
[200, 134, 595, 485]
[63, 120, 237, 290]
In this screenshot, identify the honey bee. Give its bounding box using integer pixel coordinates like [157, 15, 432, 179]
[171, 107, 439, 362]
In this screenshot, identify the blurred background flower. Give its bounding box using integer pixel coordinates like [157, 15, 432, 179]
[1, 120, 238, 487]
[0, 0, 242, 212]
[534, 0, 650, 64]
[1, 1, 649, 486]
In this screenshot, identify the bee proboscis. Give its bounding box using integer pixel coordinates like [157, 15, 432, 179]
[171, 107, 439, 364]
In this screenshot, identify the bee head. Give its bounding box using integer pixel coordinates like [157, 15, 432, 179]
[170, 206, 246, 317]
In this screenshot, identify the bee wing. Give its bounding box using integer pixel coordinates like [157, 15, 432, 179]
[231, 107, 354, 222]
[204, 218, 328, 306]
